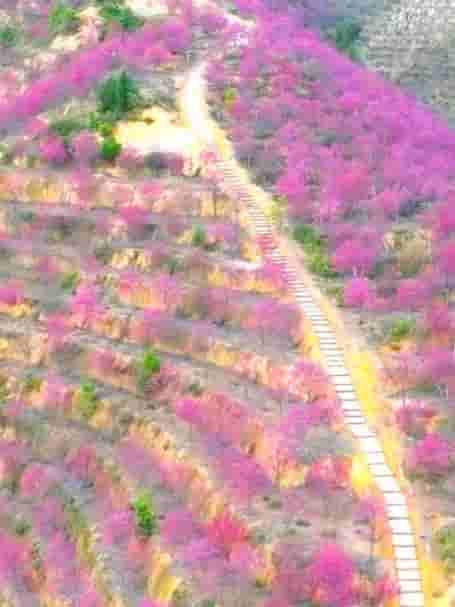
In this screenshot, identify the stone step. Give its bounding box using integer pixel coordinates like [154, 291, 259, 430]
[375, 476, 401, 493]
[365, 451, 387, 465]
[398, 580, 422, 594]
[369, 463, 393, 477]
[392, 533, 416, 548]
[218, 157, 422, 607]
[387, 504, 411, 519]
[397, 569, 421, 581]
[349, 424, 375, 438]
[383, 492, 407, 507]
[399, 592, 424, 607]
[390, 519, 413, 535]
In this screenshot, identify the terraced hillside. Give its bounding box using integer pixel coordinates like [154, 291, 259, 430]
[0, 0, 404, 606]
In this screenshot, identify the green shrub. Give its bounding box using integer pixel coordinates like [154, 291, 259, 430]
[326, 19, 362, 60]
[99, 136, 122, 162]
[49, 116, 88, 139]
[98, 122, 115, 137]
[0, 25, 20, 48]
[435, 526, 455, 572]
[191, 225, 206, 247]
[131, 491, 156, 537]
[0, 144, 13, 164]
[293, 223, 337, 278]
[136, 348, 161, 391]
[97, 70, 141, 119]
[99, 1, 144, 31]
[308, 252, 338, 278]
[187, 380, 204, 396]
[325, 284, 343, 306]
[60, 271, 80, 292]
[64, 499, 88, 540]
[88, 112, 116, 135]
[76, 380, 98, 419]
[293, 223, 323, 254]
[267, 195, 286, 228]
[14, 518, 31, 536]
[387, 318, 416, 344]
[18, 210, 35, 223]
[222, 86, 237, 107]
[48, 2, 80, 36]
[396, 236, 429, 278]
[164, 257, 181, 275]
[26, 155, 38, 169]
[23, 374, 42, 394]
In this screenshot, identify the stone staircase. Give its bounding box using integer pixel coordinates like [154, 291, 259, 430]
[217, 156, 425, 607]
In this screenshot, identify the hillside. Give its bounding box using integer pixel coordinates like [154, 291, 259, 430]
[0, 1, 404, 606]
[304, 0, 455, 126]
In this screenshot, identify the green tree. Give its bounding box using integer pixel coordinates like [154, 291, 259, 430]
[97, 70, 141, 119]
[131, 491, 156, 537]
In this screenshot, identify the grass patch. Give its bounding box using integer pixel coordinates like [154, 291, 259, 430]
[14, 518, 31, 536]
[75, 380, 98, 419]
[98, 0, 144, 31]
[22, 373, 42, 394]
[60, 271, 80, 292]
[293, 223, 338, 278]
[48, 2, 80, 36]
[386, 317, 416, 344]
[191, 225, 207, 248]
[0, 25, 20, 48]
[49, 116, 88, 140]
[435, 525, 455, 572]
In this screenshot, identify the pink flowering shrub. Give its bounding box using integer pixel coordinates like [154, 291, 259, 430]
[207, 222, 237, 248]
[87, 348, 118, 375]
[395, 401, 436, 437]
[247, 299, 300, 343]
[33, 497, 66, 538]
[0, 281, 24, 306]
[103, 509, 135, 546]
[151, 272, 184, 313]
[44, 312, 70, 352]
[139, 601, 165, 607]
[161, 508, 202, 546]
[0, 532, 29, 587]
[41, 374, 73, 411]
[343, 277, 373, 308]
[206, 513, 248, 555]
[290, 359, 332, 402]
[117, 147, 142, 171]
[304, 543, 357, 607]
[406, 433, 453, 478]
[71, 131, 99, 164]
[305, 457, 351, 492]
[69, 283, 104, 326]
[39, 136, 68, 165]
[20, 463, 58, 498]
[65, 446, 97, 482]
[119, 204, 150, 231]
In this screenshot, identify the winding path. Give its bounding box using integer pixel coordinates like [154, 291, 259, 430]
[180, 62, 425, 607]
